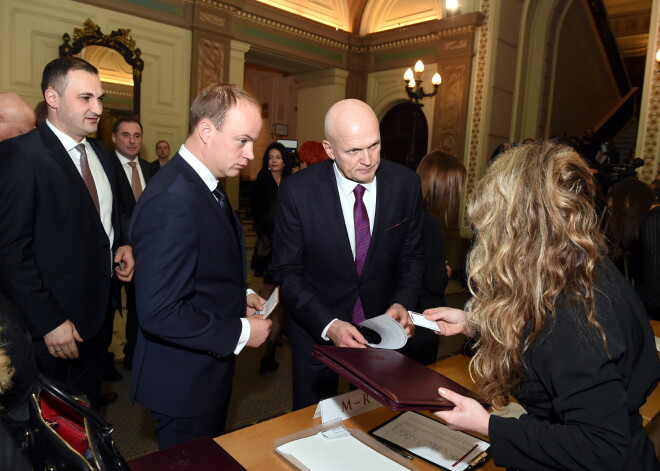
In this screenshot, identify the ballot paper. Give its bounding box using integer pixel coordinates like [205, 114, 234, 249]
[276, 426, 412, 471]
[371, 411, 490, 471]
[408, 311, 442, 332]
[256, 287, 278, 319]
[359, 314, 408, 349]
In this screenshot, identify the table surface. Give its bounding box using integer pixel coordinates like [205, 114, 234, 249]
[216, 355, 496, 471]
[218, 325, 660, 471]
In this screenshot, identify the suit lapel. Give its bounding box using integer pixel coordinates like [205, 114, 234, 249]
[365, 162, 390, 273]
[173, 156, 244, 272]
[38, 124, 104, 224]
[320, 161, 358, 277]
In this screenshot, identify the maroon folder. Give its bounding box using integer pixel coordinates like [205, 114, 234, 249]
[312, 346, 489, 411]
[128, 436, 246, 471]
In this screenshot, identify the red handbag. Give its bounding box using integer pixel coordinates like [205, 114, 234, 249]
[39, 388, 89, 456]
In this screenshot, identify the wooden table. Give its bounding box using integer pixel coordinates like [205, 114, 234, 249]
[217, 339, 660, 471]
[216, 354, 500, 470]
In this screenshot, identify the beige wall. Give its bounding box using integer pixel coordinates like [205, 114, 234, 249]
[296, 68, 349, 144]
[0, 0, 191, 161]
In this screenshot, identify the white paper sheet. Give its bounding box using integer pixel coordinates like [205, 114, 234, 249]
[256, 287, 278, 319]
[359, 314, 408, 349]
[276, 427, 409, 471]
[408, 311, 442, 332]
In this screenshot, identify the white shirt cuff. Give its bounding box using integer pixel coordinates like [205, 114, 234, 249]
[234, 317, 250, 354]
[321, 318, 339, 341]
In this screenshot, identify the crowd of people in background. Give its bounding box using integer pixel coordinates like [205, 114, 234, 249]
[0, 54, 658, 470]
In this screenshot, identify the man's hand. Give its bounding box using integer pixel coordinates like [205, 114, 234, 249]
[114, 245, 134, 282]
[245, 316, 272, 348]
[433, 388, 490, 437]
[326, 320, 368, 348]
[386, 303, 414, 338]
[246, 292, 266, 317]
[43, 320, 83, 359]
[423, 307, 472, 336]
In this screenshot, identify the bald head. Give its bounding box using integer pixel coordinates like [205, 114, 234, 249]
[0, 92, 36, 141]
[322, 99, 381, 183]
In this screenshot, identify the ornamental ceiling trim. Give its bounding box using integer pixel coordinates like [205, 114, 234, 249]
[187, 0, 478, 53]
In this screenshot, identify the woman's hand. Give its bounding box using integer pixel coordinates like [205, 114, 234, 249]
[423, 307, 473, 336]
[433, 388, 490, 437]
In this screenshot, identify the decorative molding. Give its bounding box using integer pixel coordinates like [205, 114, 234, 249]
[437, 64, 466, 156]
[639, 15, 659, 182]
[185, 0, 477, 53]
[199, 11, 226, 27]
[463, 0, 490, 234]
[196, 38, 225, 94]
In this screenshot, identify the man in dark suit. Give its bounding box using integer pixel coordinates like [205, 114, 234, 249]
[129, 83, 272, 449]
[110, 117, 156, 370]
[0, 56, 134, 409]
[272, 99, 425, 410]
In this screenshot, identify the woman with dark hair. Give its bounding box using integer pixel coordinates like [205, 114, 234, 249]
[607, 178, 660, 318]
[424, 142, 659, 470]
[400, 151, 466, 365]
[251, 142, 292, 373]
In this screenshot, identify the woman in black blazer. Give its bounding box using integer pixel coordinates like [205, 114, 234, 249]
[425, 141, 659, 470]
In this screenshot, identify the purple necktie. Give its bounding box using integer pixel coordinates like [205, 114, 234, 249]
[351, 184, 371, 324]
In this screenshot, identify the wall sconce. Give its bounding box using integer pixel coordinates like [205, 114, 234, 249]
[656, 48, 660, 63]
[403, 60, 441, 103]
[402, 60, 441, 168]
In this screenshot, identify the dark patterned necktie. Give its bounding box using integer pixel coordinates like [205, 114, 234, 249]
[212, 183, 238, 238]
[351, 184, 371, 323]
[75, 143, 100, 214]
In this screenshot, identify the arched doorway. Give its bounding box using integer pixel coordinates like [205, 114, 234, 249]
[379, 102, 429, 170]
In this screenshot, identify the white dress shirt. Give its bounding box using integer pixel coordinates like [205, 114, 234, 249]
[116, 151, 146, 192]
[178, 145, 252, 354]
[322, 163, 378, 339]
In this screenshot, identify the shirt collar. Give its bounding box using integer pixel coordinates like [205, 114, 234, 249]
[332, 161, 376, 198]
[116, 151, 139, 165]
[178, 144, 218, 192]
[46, 119, 88, 153]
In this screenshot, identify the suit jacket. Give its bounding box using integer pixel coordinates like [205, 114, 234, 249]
[110, 154, 157, 233]
[272, 159, 424, 354]
[129, 154, 247, 417]
[0, 122, 125, 339]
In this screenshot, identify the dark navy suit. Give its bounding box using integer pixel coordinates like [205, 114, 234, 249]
[129, 153, 246, 447]
[0, 122, 125, 407]
[272, 159, 425, 409]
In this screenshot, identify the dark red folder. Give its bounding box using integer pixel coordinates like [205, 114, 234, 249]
[128, 436, 246, 471]
[312, 346, 489, 411]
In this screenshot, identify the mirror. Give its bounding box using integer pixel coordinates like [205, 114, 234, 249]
[59, 19, 143, 148]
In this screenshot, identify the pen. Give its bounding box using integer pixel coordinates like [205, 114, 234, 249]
[382, 443, 413, 461]
[465, 450, 489, 470]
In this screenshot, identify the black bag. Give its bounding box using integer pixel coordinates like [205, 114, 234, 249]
[21, 373, 128, 471]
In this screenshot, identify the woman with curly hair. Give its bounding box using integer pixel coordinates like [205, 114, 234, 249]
[424, 141, 659, 470]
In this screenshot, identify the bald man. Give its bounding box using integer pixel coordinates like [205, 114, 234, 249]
[0, 93, 35, 141]
[272, 99, 425, 409]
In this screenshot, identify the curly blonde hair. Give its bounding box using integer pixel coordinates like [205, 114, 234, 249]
[466, 141, 606, 407]
[0, 331, 14, 399]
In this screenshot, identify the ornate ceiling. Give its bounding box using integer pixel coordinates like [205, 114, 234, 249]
[254, 0, 652, 55]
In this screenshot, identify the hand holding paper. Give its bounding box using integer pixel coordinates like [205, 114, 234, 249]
[255, 287, 279, 319]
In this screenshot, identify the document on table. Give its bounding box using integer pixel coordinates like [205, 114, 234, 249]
[276, 426, 410, 471]
[359, 314, 408, 349]
[371, 411, 490, 471]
